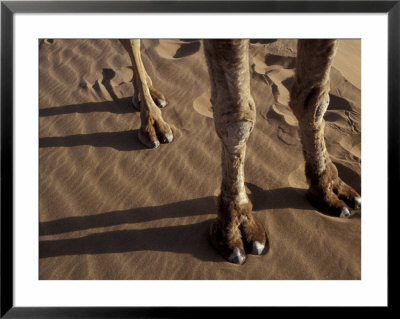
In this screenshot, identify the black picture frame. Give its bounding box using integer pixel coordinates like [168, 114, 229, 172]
[1, 0, 396, 317]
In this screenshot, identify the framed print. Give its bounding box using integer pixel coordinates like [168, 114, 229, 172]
[1, 0, 396, 317]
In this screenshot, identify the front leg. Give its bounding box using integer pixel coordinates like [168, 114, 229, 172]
[120, 39, 172, 148]
[290, 40, 361, 217]
[205, 40, 266, 264]
[210, 124, 266, 264]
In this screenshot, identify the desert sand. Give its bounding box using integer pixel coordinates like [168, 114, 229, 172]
[39, 39, 361, 280]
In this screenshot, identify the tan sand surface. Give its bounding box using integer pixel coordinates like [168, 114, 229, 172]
[39, 39, 361, 280]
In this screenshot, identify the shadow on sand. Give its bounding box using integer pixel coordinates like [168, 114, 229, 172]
[39, 129, 147, 151]
[39, 97, 137, 117]
[39, 184, 312, 261]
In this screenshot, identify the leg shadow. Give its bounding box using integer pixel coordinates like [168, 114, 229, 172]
[250, 39, 277, 45]
[39, 185, 318, 261]
[39, 130, 147, 151]
[39, 97, 137, 117]
[101, 68, 119, 101]
[246, 183, 311, 211]
[40, 196, 221, 262]
[174, 40, 201, 58]
[40, 197, 217, 236]
[334, 161, 361, 194]
[328, 94, 353, 111]
[40, 220, 220, 262]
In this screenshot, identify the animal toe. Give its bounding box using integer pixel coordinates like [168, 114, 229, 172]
[354, 196, 361, 209]
[228, 247, 246, 264]
[131, 96, 140, 111]
[154, 97, 167, 108]
[339, 207, 351, 218]
[251, 241, 265, 255]
[138, 129, 160, 149]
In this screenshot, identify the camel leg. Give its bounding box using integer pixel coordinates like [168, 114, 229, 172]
[120, 39, 172, 148]
[120, 39, 167, 110]
[204, 40, 266, 264]
[290, 40, 361, 217]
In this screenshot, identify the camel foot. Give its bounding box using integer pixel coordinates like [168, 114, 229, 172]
[210, 219, 247, 264]
[307, 162, 361, 218]
[131, 88, 168, 111]
[149, 87, 168, 108]
[306, 181, 361, 218]
[138, 114, 173, 148]
[210, 201, 266, 264]
[251, 241, 265, 255]
[132, 96, 140, 110]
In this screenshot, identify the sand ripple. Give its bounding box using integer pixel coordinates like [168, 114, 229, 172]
[39, 39, 361, 280]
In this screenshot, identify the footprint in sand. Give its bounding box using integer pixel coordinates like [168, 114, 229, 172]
[83, 66, 134, 101]
[252, 50, 301, 146]
[265, 54, 296, 69]
[250, 39, 277, 45]
[252, 51, 296, 107]
[39, 39, 54, 48]
[173, 40, 201, 58]
[193, 90, 213, 118]
[156, 40, 201, 60]
[266, 104, 299, 145]
[288, 163, 308, 189]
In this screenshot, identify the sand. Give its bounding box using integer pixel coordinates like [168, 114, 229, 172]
[39, 39, 361, 280]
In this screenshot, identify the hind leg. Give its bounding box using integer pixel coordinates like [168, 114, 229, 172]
[120, 39, 172, 148]
[290, 40, 361, 217]
[205, 40, 266, 264]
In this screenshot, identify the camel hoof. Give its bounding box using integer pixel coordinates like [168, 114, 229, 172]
[131, 96, 167, 110]
[251, 241, 265, 255]
[340, 207, 351, 218]
[228, 248, 246, 264]
[354, 196, 361, 209]
[154, 98, 167, 108]
[132, 96, 140, 111]
[160, 131, 174, 144]
[137, 115, 173, 149]
[138, 129, 160, 149]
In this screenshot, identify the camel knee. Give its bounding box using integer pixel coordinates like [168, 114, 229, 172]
[290, 85, 330, 125]
[222, 120, 253, 153]
[214, 99, 256, 153]
[215, 114, 255, 156]
[314, 92, 329, 124]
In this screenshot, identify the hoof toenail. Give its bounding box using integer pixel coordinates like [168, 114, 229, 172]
[131, 96, 140, 110]
[150, 141, 160, 148]
[155, 99, 167, 108]
[251, 241, 265, 255]
[164, 133, 173, 144]
[354, 196, 361, 208]
[340, 207, 350, 218]
[228, 248, 245, 264]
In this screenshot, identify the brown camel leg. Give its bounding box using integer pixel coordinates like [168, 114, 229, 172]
[290, 40, 361, 217]
[120, 39, 172, 148]
[204, 40, 266, 264]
